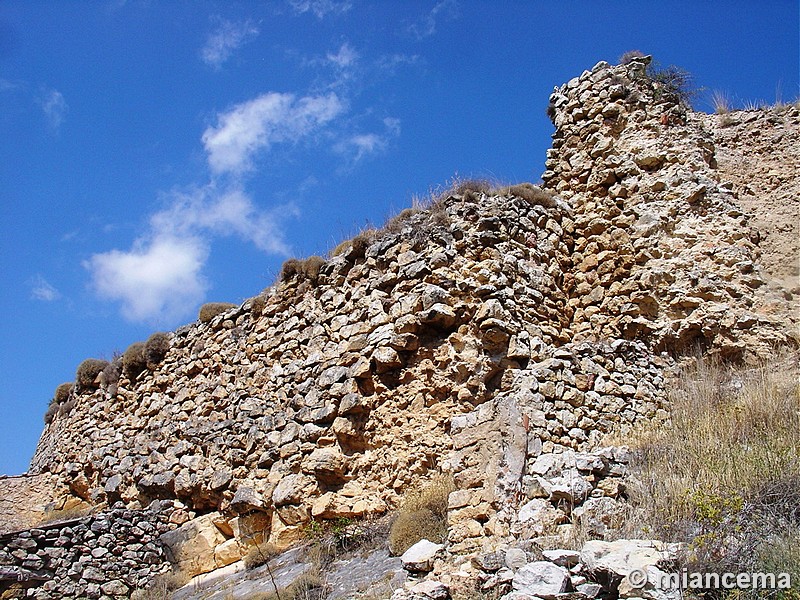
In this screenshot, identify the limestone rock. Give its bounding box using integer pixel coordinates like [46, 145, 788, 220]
[511, 561, 570, 597]
[400, 539, 443, 573]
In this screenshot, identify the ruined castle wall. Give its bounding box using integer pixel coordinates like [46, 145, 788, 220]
[10, 57, 798, 591]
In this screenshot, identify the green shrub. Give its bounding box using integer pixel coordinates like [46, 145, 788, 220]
[388, 473, 454, 555]
[646, 62, 696, 106]
[75, 358, 110, 392]
[198, 302, 236, 323]
[144, 332, 171, 368]
[122, 342, 147, 379]
[54, 382, 73, 404]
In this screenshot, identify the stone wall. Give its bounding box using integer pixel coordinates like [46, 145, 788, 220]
[544, 55, 797, 357]
[0, 475, 73, 536]
[6, 56, 797, 595]
[0, 501, 178, 599]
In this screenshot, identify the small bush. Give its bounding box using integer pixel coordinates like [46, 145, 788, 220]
[388, 473, 455, 555]
[43, 403, 58, 425]
[385, 208, 420, 234]
[302, 256, 326, 284]
[647, 62, 696, 106]
[330, 228, 377, 260]
[76, 358, 110, 391]
[122, 342, 147, 380]
[198, 302, 236, 323]
[451, 178, 492, 203]
[546, 100, 557, 124]
[100, 359, 121, 389]
[131, 571, 188, 600]
[619, 49, 646, 65]
[250, 294, 267, 317]
[243, 540, 279, 569]
[496, 182, 557, 208]
[388, 508, 446, 556]
[144, 332, 171, 368]
[280, 258, 304, 283]
[54, 382, 73, 404]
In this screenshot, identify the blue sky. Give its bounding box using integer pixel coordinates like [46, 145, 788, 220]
[1, 1, 797, 476]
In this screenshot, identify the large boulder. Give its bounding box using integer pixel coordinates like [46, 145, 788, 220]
[400, 539, 443, 573]
[160, 512, 228, 578]
[511, 561, 570, 598]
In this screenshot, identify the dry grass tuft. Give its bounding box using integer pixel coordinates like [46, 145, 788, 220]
[302, 255, 326, 283]
[130, 571, 188, 600]
[711, 90, 732, 114]
[243, 540, 280, 569]
[280, 258, 304, 282]
[388, 473, 454, 555]
[54, 382, 73, 404]
[245, 568, 327, 600]
[495, 182, 557, 208]
[624, 352, 800, 592]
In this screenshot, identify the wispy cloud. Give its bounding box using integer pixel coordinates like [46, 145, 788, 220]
[408, 0, 459, 39]
[202, 91, 345, 175]
[86, 234, 209, 323]
[0, 78, 23, 92]
[38, 88, 67, 130]
[149, 186, 293, 255]
[288, 0, 352, 19]
[327, 42, 358, 69]
[86, 184, 293, 323]
[30, 275, 61, 302]
[335, 117, 400, 164]
[201, 19, 259, 69]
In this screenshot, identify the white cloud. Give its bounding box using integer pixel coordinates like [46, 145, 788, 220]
[150, 186, 293, 255]
[202, 91, 345, 174]
[38, 89, 67, 130]
[289, 0, 352, 19]
[201, 19, 259, 69]
[86, 185, 294, 323]
[86, 234, 209, 323]
[408, 0, 459, 39]
[30, 275, 61, 302]
[327, 43, 358, 69]
[335, 117, 400, 164]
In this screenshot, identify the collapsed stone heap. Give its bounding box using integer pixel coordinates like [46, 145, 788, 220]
[4, 56, 796, 597]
